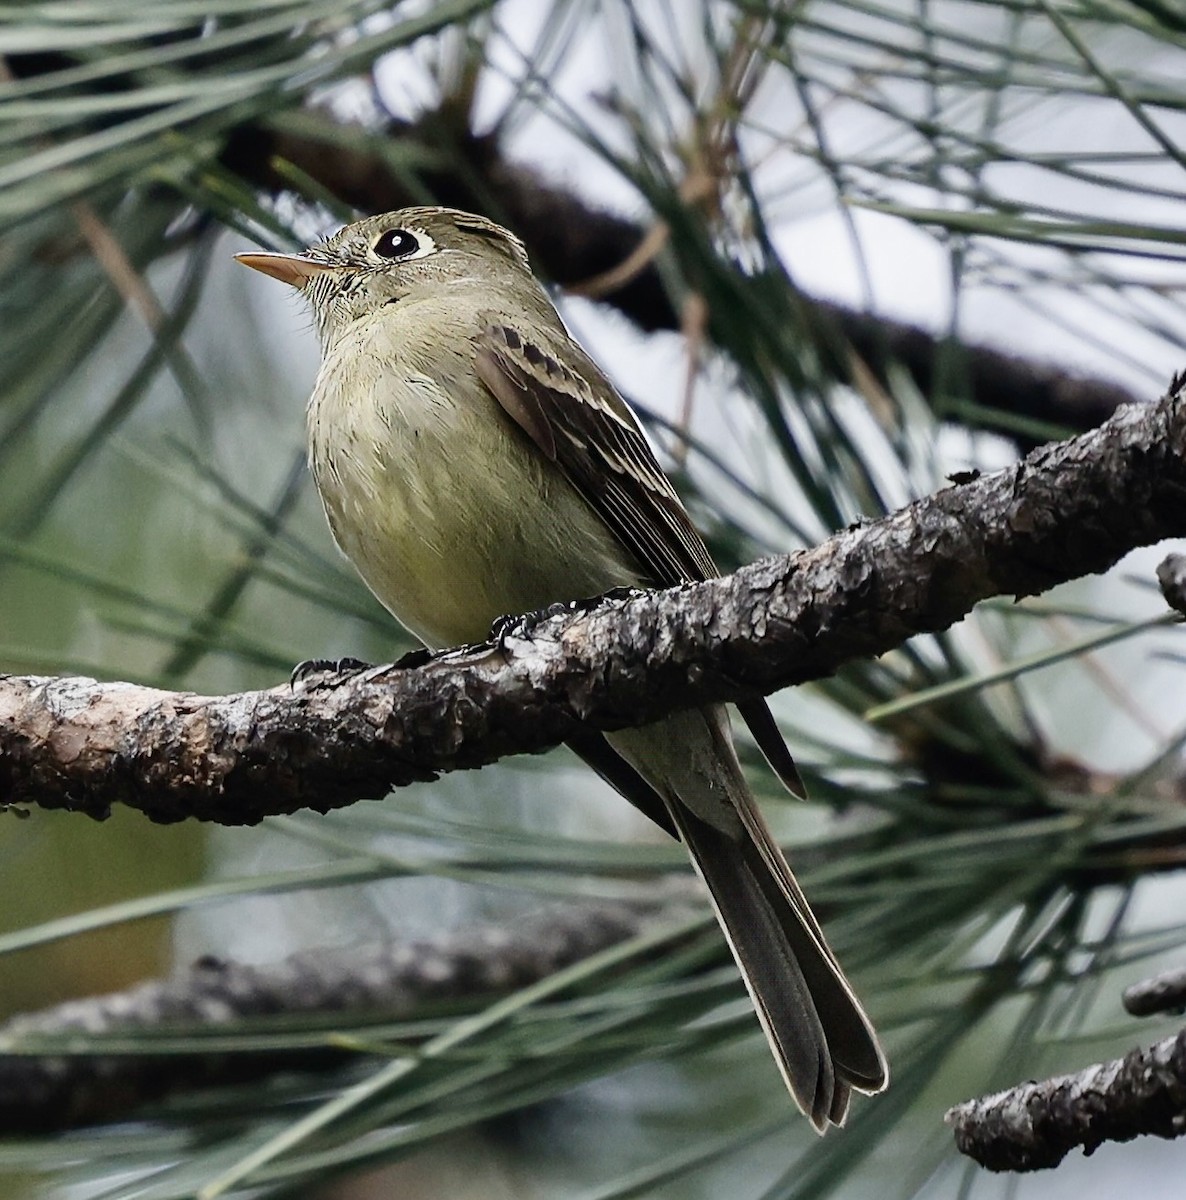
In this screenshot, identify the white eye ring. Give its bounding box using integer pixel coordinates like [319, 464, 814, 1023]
[371, 227, 436, 261]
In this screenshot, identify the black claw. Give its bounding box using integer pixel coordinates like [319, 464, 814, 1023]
[489, 601, 570, 643]
[490, 588, 646, 645]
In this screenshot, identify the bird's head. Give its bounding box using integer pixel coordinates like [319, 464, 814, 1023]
[235, 207, 534, 345]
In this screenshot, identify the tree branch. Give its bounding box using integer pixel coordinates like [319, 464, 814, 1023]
[946, 1030, 1186, 1171]
[0, 902, 657, 1133]
[2, 377, 1184, 825]
[1125, 967, 1186, 1018]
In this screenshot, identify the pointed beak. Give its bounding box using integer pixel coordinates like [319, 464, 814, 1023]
[234, 251, 336, 289]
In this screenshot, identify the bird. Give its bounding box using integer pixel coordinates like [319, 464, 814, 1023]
[236, 206, 887, 1128]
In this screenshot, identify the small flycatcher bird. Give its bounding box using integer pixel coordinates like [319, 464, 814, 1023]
[237, 207, 887, 1128]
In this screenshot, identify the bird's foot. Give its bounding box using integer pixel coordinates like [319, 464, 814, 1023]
[489, 587, 648, 643]
[489, 600, 572, 643]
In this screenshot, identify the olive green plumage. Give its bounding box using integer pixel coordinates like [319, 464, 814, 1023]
[237, 207, 888, 1128]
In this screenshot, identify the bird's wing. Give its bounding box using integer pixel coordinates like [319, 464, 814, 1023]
[474, 320, 804, 798]
[475, 321, 716, 587]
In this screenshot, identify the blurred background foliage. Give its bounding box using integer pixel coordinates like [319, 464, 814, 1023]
[2, 0, 1186, 1197]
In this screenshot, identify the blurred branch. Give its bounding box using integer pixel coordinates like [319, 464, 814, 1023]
[223, 114, 1137, 445]
[2, 375, 1185, 825]
[1157, 554, 1186, 618]
[947, 1028, 1186, 1172]
[1125, 966, 1186, 1018]
[0, 902, 654, 1133]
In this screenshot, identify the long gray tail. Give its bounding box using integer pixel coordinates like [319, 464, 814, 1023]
[606, 709, 886, 1130]
[664, 792, 885, 1128]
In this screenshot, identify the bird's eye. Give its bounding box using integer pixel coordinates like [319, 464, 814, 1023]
[372, 229, 420, 259]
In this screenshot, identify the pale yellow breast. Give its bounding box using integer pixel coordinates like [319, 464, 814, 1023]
[306, 300, 640, 648]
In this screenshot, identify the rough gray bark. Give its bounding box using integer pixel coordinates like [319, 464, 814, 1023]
[2, 377, 1185, 826]
[946, 1030, 1186, 1171]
